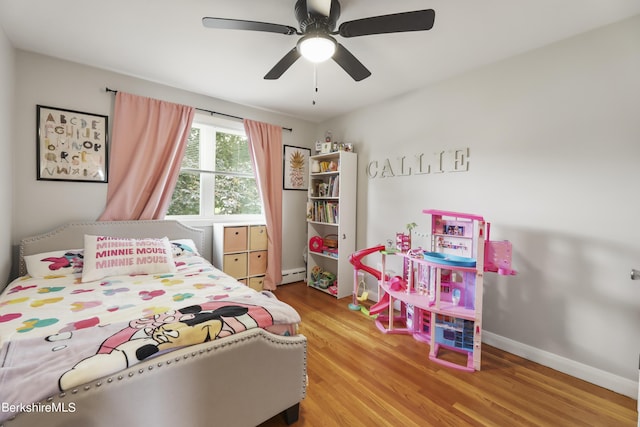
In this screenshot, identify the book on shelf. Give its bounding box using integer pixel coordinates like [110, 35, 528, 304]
[307, 200, 339, 223]
[310, 176, 339, 198]
[330, 176, 339, 197]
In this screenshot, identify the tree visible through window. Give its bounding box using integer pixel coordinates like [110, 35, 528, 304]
[167, 119, 262, 217]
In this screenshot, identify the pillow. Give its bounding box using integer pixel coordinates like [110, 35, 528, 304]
[24, 249, 84, 277]
[170, 239, 201, 258]
[82, 235, 176, 282]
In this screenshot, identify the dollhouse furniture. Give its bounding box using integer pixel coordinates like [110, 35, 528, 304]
[375, 209, 515, 371]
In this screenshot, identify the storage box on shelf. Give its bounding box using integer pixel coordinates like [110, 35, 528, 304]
[213, 223, 268, 291]
[376, 209, 515, 372]
[306, 150, 357, 298]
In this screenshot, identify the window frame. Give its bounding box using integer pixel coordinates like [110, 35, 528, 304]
[166, 113, 265, 225]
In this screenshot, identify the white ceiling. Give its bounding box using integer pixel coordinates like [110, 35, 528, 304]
[1, 0, 639, 123]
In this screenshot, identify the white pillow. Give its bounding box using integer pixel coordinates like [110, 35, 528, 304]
[24, 249, 84, 277]
[81, 235, 176, 282]
[170, 239, 201, 258]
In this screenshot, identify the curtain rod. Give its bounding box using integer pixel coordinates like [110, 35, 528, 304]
[105, 87, 292, 132]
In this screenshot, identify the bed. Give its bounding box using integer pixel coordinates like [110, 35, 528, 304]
[0, 220, 307, 427]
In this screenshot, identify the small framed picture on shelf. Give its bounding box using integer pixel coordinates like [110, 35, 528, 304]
[320, 142, 332, 154]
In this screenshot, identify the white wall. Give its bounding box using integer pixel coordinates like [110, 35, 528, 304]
[11, 52, 315, 276]
[319, 15, 640, 397]
[0, 25, 14, 282]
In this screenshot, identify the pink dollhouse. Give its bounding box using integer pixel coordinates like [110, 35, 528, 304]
[357, 209, 515, 372]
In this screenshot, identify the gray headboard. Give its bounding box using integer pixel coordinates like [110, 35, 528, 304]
[18, 220, 204, 277]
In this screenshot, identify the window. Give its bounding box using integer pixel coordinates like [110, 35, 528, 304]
[167, 115, 263, 220]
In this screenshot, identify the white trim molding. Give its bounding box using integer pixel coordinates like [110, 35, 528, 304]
[483, 331, 638, 399]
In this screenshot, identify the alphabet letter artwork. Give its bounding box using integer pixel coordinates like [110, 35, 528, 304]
[36, 105, 109, 182]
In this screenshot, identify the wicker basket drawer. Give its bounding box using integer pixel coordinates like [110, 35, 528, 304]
[223, 253, 248, 279]
[249, 225, 267, 250]
[223, 226, 248, 252]
[248, 250, 267, 276]
[248, 276, 264, 291]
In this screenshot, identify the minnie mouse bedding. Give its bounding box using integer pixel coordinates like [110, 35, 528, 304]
[0, 239, 300, 422]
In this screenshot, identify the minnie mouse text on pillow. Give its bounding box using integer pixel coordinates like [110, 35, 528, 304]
[82, 235, 176, 282]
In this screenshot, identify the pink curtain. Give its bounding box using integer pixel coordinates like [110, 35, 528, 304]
[244, 119, 283, 290]
[99, 92, 195, 220]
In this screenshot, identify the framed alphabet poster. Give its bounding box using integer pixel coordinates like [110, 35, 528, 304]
[36, 105, 109, 182]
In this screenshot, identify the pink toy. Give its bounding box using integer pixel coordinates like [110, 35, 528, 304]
[388, 276, 406, 291]
[396, 233, 411, 252]
[368, 293, 390, 316]
[485, 239, 515, 275]
[348, 245, 384, 281]
[368, 276, 406, 315]
[348, 245, 385, 313]
[364, 209, 516, 373]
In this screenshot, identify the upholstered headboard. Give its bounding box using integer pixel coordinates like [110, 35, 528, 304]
[18, 220, 204, 277]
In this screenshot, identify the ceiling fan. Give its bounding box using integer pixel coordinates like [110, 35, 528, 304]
[202, 0, 435, 82]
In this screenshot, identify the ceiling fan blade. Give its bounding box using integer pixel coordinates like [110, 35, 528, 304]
[264, 48, 302, 80]
[306, 0, 332, 17]
[338, 9, 435, 38]
[332, 43, 371, 82]
[203, 17, 298, 35]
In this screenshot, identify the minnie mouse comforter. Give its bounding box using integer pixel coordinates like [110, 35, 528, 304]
[0, 255, 300, 422]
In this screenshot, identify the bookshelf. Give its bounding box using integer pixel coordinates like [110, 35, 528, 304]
[306, 151, 357, 298]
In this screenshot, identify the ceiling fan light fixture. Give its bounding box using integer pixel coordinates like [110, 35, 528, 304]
[298, 34, 336, 63]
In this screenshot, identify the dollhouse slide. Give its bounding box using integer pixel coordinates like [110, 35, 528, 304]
[348, 245, 385, 312]
[348, 245, 384, 280]
[368, 293, 390, 315]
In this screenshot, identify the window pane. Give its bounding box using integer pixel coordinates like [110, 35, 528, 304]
[183, 127, 200, 169]
[214, 175, 262, 215]
[167, 173, 201, 215]
[167, 120, 263, 219]
[216, 131, 252, 174]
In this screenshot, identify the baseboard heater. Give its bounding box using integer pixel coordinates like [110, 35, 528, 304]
[280, 267, 306, 285]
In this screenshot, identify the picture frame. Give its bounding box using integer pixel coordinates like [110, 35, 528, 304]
[283, 145, 311, 190]
[320, 142, 332, 154]
[36, 105, 109, 183]
[445, 225, 465, 236]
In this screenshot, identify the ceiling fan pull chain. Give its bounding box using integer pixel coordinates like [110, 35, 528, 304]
[312, 64, 318, 105]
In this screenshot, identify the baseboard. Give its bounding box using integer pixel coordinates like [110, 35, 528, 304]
[483, 331, 638, 399]
[280, 268, 306, 285]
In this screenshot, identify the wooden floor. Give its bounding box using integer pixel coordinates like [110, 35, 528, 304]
[260, 282, 637, 427]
